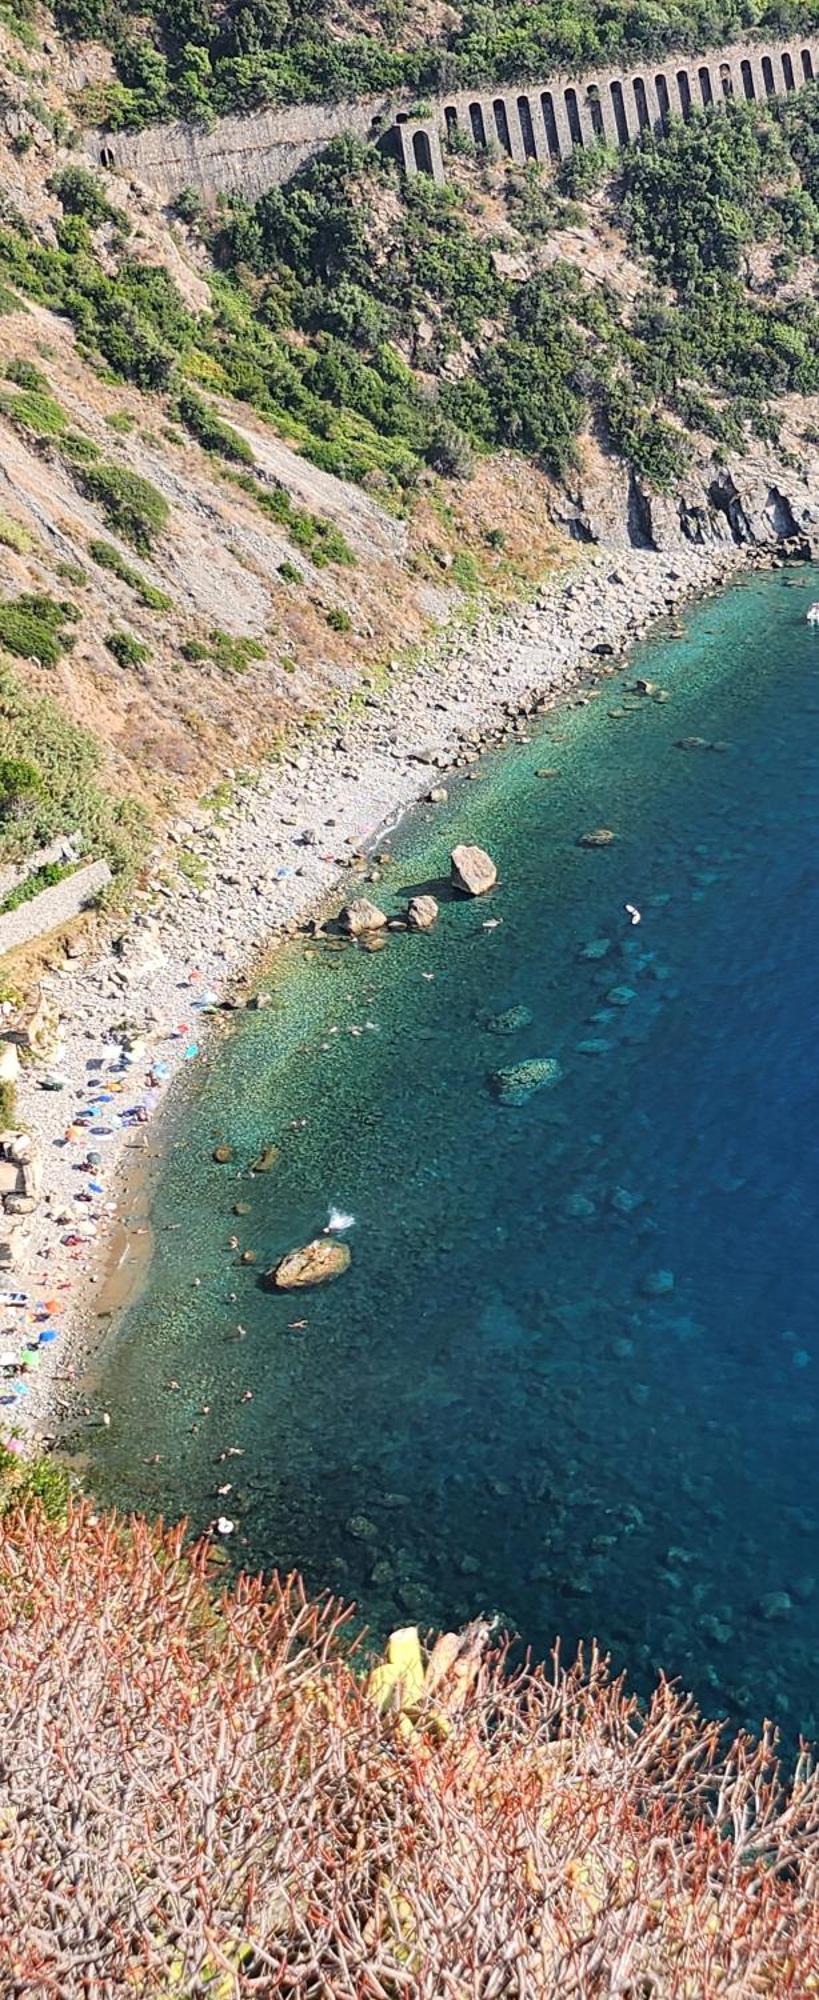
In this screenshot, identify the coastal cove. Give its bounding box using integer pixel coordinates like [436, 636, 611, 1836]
[81, 559, 819, 1741]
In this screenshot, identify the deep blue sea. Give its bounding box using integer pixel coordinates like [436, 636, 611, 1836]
[87, 563, 819, 1740]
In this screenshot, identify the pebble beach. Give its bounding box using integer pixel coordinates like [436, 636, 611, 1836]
[2, 539, 758, 1447]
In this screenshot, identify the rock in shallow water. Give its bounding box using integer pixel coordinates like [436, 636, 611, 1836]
[406, 894, 439, 932]
[450, 844, 497, 895]
[266, 1238, 351, 1289]
[490, 1057, 563, 1105]
[339, 897, 387, 936]
[483, 1004, 534, 1035]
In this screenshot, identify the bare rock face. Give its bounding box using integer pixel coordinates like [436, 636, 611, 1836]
[266, 1237, 351, 1289]
[339, 897, 387, 936]
[406, 894, 439, 932]
[450, 845, 497, 896]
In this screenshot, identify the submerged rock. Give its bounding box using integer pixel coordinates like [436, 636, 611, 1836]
[490, 1057, 563, 1106]
[483, 1004, 534, 1035]
[251, 1144, 280, 1175]
[339, 897, 388, 936]
[212, 1144, 233, 1164]
[756, 1591, 793, 1622]
[406, 894, 439, 932]
[267, 1237, 351, 1289]
[450, 844, 497, 896]
[641, 1268, 675, 1297]
[577, 828, 616, 848]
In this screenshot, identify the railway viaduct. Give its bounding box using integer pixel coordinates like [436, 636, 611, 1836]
[89, 34, 819, 203]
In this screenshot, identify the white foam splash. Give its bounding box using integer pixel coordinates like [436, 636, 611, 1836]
[326, 1208, 355, 1233]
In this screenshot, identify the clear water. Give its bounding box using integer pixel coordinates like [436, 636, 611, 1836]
[86, 564, 819, 1739]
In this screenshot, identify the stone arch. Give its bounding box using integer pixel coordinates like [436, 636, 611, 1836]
[493, 98, 512, 153]
[762, 54, 775, 94]
[740, 58, 755, 99]
[517, 94, 537, 157]
[632, 76, 650, 129]
[802, 47, 814, 79]
[469, 101, 487, 146]
[564, 85, 583, 144]
[412, 129, 434, 173]
[540, 90, 560, 157]
[99, 144, 115, 168]
[676, 68, 692, 117]
[444, 104, 458, 143]
[654, 72, 671, 125]
[719, 60, 733, 97]
[610, 78, 630, 143]
[698, 64, 714, 105]
[586, 82, 604, 138]
[781, 50, 795, 89]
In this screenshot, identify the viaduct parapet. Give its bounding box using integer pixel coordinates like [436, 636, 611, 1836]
[90, 35, 819, 202]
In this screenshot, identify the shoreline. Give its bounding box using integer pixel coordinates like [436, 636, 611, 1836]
[4, 536, 778, 1448]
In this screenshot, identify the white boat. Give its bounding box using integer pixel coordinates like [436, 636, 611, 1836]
[807, 603, 819, 624]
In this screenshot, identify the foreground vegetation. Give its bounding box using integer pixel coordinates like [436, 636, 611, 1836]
[0, 1489, 818, 1993]
[52, 0, 819, 129]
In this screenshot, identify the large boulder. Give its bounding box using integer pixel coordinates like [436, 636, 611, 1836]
[489, 1057, 563, 1106]
[450, 844, 497, 896]
[339, 898, 387, 937]
[406, 894, 439, 932]
[266, 1237, 351, 1290]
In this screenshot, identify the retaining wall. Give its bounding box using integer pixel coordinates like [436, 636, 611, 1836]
[0, 859, 111, 957]
[87, 35, 819, 200]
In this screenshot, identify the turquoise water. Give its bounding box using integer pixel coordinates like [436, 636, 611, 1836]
[87, 564, 819, 1738]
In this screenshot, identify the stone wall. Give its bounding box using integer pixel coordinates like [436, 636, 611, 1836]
[0, 836, 83, 906]
[87, 35, 819, 200]
[0, 859, 111, 958]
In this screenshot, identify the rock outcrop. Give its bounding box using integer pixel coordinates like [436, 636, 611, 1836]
[339, 898, 388, 936]
[489, 1058, 563, 1105]
[266, 1237, 351, 1289]
[406, 894, 439, 931]
[450, 845, 497, 896]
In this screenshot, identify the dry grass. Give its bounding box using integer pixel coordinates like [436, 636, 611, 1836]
[1, 1499, 818, 1996]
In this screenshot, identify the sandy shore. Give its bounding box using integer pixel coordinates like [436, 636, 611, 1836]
[3, 538, 761, 1446]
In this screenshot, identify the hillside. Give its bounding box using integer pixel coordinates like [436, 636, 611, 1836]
[42, 0, 819, 126]
[2, 5, 819, 926]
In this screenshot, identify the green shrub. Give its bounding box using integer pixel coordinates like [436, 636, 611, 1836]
[182, 628, 266, 672]
[89, 539, 171, 609]
[0, 385, 68, 440]
[105, 411, 136, 434]
[278, 559, 303, 583]
[106, 629, 150, 668]
[0, 755, 40, 815]
[0, 1078, 17, 1126]
[76, 462, 169, 553]
[325, 605, 352, 632]
[0, 663, 149, 888]
[56, 561, 88, 586]
[0, 513, 32, 554]
[0, 593, 78, 668]
[1, 858, 72, 912]
[61, 431, 101, 466]
[4, 358, 46, 392]
[48, 165, 123, 231]
[0, 1441, 69, 1519]
[175, 387, 254, 464]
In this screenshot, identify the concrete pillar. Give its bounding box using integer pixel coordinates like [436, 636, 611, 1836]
[550, 88, 574, 158]
[501, 93, 528, 164]
[637, 72, 664, 132]
[589, 82, 619, 147]
[617, 76, 643, 141]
